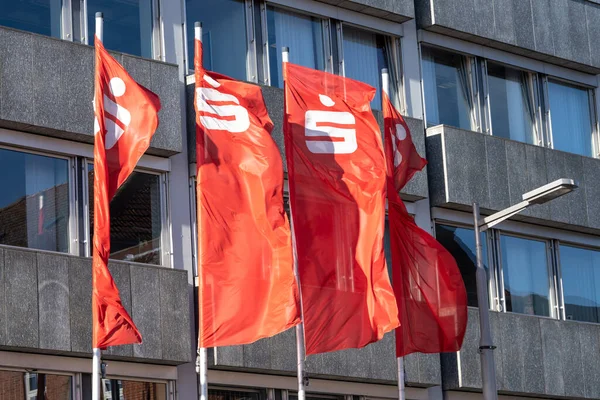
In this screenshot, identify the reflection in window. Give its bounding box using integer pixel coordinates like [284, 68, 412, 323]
[548, 80, 594, 157]
[87, 0, 154, 57]
[500, 235, 551, 316]
[422, 47, 473, 130]
[487, 63, 536, 144]
[209, 388, 261, 400]
[186, 0, 247, 80]
[89, 166, 162, 265]
[0, 148, 70, 253]
[342, 25, 391, 110]
[0, 370, 72, 399]
[267, 6, 325, 88]
[435, 225, 487, 307]
[102, 379, 167, 400]
[560, 245, 600, 323]
[0, 0, 62, 37]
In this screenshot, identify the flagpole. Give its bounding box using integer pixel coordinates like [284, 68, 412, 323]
[381, 67, 406, 400]
[282, 47, 307, 400]
[194, 21, 210, 400]
[92, 14, 103, 400]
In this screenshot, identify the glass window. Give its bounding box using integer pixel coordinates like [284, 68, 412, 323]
[487, 63, 536, 144]
[209, 388, 261, 400]
[102, 379, 167, 400]
[342, 25, 390, 110]
[0, 148, 70, 253]
[500, 235, 551, 316]
[548, 80, 594, 157]
[0, 370, 72, 399]
[435, 225, 487, 307]
[422, 46, 473, 130]
[560, 245, 600, 323]
[0, 0, 62, 37]
[88, 165, 163, 265]
[186, 0, 247, 80]
[87, 0, 154, 57]
[267, 6, 325, 88]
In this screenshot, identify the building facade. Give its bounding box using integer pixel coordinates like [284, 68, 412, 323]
[1, 0, 600, 399]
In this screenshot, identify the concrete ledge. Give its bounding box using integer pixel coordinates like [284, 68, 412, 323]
[315, 0, 414, 22]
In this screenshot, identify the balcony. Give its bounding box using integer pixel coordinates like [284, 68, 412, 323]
[0, 245, 192, 365]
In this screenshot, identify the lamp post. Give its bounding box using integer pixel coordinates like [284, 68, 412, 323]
[472, 178, 578, 400]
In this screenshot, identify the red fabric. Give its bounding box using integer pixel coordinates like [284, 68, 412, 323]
[382, 92, 467, 357]
[283, 62, 399, 355]
[93, 37, 160, 348]
[195, 39, 300, 347]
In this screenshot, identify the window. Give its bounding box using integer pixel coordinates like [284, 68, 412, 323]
[500, 235, 552, 316]
[547, 80, 594, 157]
[487, 62, 536, 144]
[0, 148, 71, 253]
[342, 24, 390, 110]
[422, 46, 473, 130]
[88, 165, 164, 265]
[186, 0, 248, 80]
[435, 225, 487, 307]
[0, 0, 62, 37]
[0, 370, 73, 399]
[266, 6, 326, 88]
[101, 378, 167, 400]
[86, 0, 155, 57]
[559, 245, 600, 323]
[209, 388, 263, 400]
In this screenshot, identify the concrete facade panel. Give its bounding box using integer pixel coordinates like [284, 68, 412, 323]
[131, 264, 162, 360]
[69, 256, 93, 354]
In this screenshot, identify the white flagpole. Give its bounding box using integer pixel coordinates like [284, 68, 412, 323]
[194, 21, 209, 400]
[282, 47, 307, 400]
[381, 67, 406, 400]
[92, 14, 104, 400]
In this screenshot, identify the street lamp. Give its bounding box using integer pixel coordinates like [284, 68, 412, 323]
[472, 178, 578, 400]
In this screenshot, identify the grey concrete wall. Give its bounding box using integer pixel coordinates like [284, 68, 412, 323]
[426, 125, 600, 234]
[212, 328, 441, 387]
[187, 82, 429, 200]
[0, 26, 181, 156]
[442, 308, 600, 399]
[416, 0, 600, 74]
[316, 0, 414, 22]
[0, 246, 192, 364]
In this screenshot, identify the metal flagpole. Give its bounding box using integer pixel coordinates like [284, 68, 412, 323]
[282, 47, 307, 400]
[381, 67, 405, 400]
[92, 13, 104, 400]
[195, 21, 209, 400]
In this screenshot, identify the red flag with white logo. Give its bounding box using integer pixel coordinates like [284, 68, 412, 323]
[283, 62, 399, 355]
[382, 91, 467, 357]
[93, 37, 161, 348]
[195, 39, 300, 347]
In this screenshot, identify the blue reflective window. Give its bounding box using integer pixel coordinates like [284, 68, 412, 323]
[342, 25, 388, 110]
[267, 6, 325, 88]
[560, 245, 600, 323]
[87, 0, 154, 57]
[548, 80, 594, 157]
[186, 0, 247, 80]
[0, 0, 62, 37]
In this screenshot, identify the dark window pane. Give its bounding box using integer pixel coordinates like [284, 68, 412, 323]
[87, 0, 154, 57]
[186, 0, 247, 80]
[0, 0, 62, 37]
[89, 165, 162, 265]
[422, 46, 472, 129]
[209, 389, 261, 400]
[548, 80, 593, 157]
[487, 63, 536, 144]
[560, 245, 600, 323]
[267, 6, 325, 88]
[500, 235, 551, 316]
[0, 148, 70, 252]
[0, 371, 72, 399]
[435, 224, 487, 307]
[342, 25, 388, 110]
[101, 379, 166, 399]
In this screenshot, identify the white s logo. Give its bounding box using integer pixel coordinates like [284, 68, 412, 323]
[196, 75, 250, 133]
[392, 123, 407, 167]
[304, 95, 357, 154]
[93, 77, 132, 150]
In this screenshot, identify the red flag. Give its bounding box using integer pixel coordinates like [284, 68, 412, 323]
[283, 62, 399, 355]
[195, 39, 300, 347]
[382, 91, 467, 357]
[93, 37, 161, 348]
